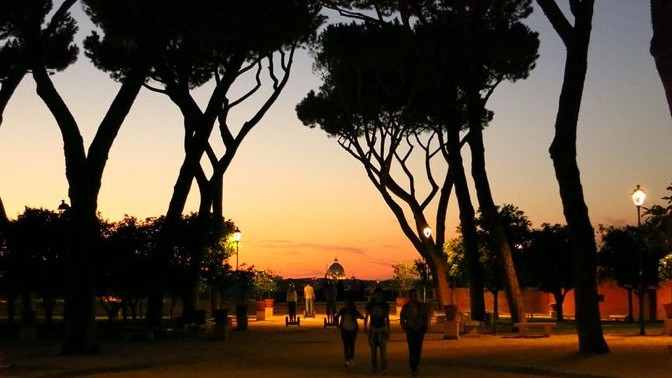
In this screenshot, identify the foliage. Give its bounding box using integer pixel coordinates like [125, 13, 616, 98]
[598, 224, 666, 294]
[444, 237, 468, 288]
[0, 0, 79, 79]
[475, 204, 531, 290]
[392, 261, 420, 295]
[524, 223, 574, 296]
[253, 269, 281, 299]
[659, 253, 672, 282]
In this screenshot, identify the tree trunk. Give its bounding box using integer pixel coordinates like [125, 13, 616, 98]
[651, 0, 672, 120]
[43, 296, 55, 326]
[0, 71, 25, 127]
[627, 288, 634, 321]
[182, 180, 212, 324]
[552, 290, 565, 322]
[147, 140, 207, 327]
[427, 249, 452, 309]
[448, 130, 486, 321]
[62, 199, 99, 354]
[468, 122, 526, 325]
[7, 294, 16, 326]
[0, 196, 8, 235]
[538, 0, 609, 354]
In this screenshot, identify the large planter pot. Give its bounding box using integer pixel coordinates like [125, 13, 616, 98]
[255, 300, 266, 311]
[264, 298, 275, 308]
[255, 300, 267, 321]
[444, 304, 459, 321]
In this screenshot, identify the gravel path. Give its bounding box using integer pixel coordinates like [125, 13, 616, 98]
[2, 316, 671, 378]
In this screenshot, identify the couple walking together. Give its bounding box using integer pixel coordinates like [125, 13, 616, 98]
[335, 287, 429, 376]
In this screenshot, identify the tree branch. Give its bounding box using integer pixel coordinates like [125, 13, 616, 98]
[536, 0, 574, 46]
[229, 60, 262, 108]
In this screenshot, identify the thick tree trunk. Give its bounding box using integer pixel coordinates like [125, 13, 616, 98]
[651, 0, 672, 120]
[62, 198, 99, 354]
[182, 179, 212, 324]
[552, 291, 565, 322]
[0, 197, 8, 233]
[448, 130, 486, 321]
[7, 295, 16, 326]
[468, 123, 526, 325]
[147, 119, 216, 327]
[538, 0, 609, 354]
[147, 165, 195, 327]
[627, 288, 634, 321]
[0, 72, 25, 127]
[427, 248, 452, 309]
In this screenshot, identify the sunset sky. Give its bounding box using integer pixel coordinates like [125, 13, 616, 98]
[1, 1, 670, 280]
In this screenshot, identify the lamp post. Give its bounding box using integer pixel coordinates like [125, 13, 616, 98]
[421, 226, 432, 302]
[631, 184, 646, 335]
[233, 227, 242, 271]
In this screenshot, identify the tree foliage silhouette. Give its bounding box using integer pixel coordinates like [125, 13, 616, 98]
[6, 0, 177, 353]
[298, 1, 538, 321]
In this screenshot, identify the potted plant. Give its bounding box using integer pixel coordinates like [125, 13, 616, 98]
[253, 269, 279, 320]
[392, 262, 420, 314]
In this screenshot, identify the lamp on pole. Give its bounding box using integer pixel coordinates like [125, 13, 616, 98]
[233, 227, 242, 271]
[631, 184, 646, 335]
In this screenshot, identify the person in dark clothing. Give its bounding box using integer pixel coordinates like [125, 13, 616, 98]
[335, 297, 364, 368]
[400, 288, 430, 376]
[286, 284, 298, 321]
[365, 286, 390, 375]
[325, 281, 338, 322]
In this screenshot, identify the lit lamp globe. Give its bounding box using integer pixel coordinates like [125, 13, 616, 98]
[233, 227, 242, 270]
[423, 227, 432, 238]
[631, 185, 646, 227]
[631, 185, 646, 207]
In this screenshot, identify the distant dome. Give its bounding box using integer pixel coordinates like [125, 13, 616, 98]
[325, 258, 346, 280]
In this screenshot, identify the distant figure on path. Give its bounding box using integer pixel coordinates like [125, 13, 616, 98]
[304, 282, 315, 317]
[365, 286, 390, 375]
[286, 284, 298, 321]
[335, 297, 364, 368]
[325, 281, 338, 321]
[400, 288, 430, 376]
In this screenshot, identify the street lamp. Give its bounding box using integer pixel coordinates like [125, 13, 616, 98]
[631, 184, 646, 335]
[233, 227, 242, 271]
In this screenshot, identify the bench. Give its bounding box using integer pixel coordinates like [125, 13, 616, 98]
[513, 322, 555, 337]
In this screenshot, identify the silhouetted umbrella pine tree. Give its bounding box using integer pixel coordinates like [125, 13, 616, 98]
[143, 0, 322, 327]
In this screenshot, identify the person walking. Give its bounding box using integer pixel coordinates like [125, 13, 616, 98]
[400, 288, 430, 376]
[365, 286, 390, 375]
[335, 297, 364, 368]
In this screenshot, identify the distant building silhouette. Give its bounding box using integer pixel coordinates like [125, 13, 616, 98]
[326, 258, 346, 280]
